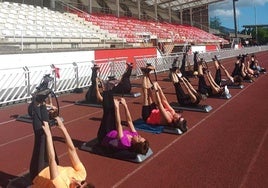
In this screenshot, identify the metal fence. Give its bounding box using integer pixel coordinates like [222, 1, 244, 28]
[1, 46, 268, 107]
[0, 57, 127, 107]
[134, 46, 268, 77]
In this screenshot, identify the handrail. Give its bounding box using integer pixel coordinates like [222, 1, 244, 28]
[0, 57, 128, 107]
[0, 45, 267, 107]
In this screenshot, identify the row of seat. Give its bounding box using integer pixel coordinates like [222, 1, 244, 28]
[0, 1, 225, 45]
[0, 2, 121, 42]
[78, 12, 224, 43]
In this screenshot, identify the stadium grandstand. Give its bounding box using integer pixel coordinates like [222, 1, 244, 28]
[0, 0, 228, 53]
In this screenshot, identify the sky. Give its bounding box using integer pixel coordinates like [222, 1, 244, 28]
[209, 0, 268, 31]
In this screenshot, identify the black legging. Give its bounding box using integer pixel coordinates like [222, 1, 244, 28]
[232, 62, 252, 80]
[174, 82, 200, 106]
[29, 103, 59, 181]
[193, 53, 198, 72]
[180, 54, 192, 79]
[214, 68, 221, 86]
[198, 75, 213, 96]
[85, 68, 99, 103]
[142, 103, 157, 122]
[112, 66, 132, 94]
[231, 62, 241, 77]
[97, 90, 116, 143]
[249, 60, 255, 70]
[180, 54, 187, 77]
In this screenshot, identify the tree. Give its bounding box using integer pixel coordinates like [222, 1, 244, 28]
[210, 16, 222, 30]
[256, 28, 268, 45]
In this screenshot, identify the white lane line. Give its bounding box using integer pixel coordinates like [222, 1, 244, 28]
[112, 78, 258, 187]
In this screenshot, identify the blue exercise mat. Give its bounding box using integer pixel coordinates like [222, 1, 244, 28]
[133, 119, 164, 134]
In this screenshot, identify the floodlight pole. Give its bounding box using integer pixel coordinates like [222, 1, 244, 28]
[254, 3, 258, 44]
[233, 0, 238, 38]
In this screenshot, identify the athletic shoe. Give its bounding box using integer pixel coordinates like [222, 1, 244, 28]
[182, 120, 188, 133]
[178, 119, 187, 133]
[177, 73, 182, 78]
[224, 85, 229, 95]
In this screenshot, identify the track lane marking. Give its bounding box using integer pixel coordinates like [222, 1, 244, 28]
[112, 75, 265, 187]
[238, 127, 268, 188]
[1, 71, 265, 186]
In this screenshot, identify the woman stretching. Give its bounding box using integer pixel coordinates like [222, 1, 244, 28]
[212, 56, 242, 86]
[249, 54, 266, 73]
[85, 64, 101, 104]
[231, 55, 254, 81]
[96, 81, 149, 155]
[141, 67, 187, 133]
[112, 62, 133, 94]
[29, 99, 93, 187]
[170, 67, 202, 106]
[197, 58, 229, 97]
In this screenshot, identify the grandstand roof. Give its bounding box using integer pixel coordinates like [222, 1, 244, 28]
[243, 24, 268, 28]
[132, 0, 224, 11]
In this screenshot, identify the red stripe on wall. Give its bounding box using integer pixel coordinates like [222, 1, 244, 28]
[94, 47, 157, 65]
[206, 45, 218, 52]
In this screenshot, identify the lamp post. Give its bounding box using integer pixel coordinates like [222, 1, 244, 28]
[233, 0, 238, 38]
[254, 2, 258, 44]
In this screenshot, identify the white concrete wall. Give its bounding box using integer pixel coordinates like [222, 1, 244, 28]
[0, 51, 95, 69]
[191, 46, 206, 53]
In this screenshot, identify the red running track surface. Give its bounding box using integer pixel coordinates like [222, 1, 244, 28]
[0, 51, 268, 188]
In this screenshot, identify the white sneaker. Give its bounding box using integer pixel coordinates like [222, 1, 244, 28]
[224, 85, 229, 95]
[177, 73, 182, 78]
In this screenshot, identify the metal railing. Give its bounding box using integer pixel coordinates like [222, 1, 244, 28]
[1, 45, 267, 107]
[0, 57, 128, 107]
[134, 46, 268, 77]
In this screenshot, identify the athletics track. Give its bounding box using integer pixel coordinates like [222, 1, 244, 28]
[0, 51, 267, 188]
